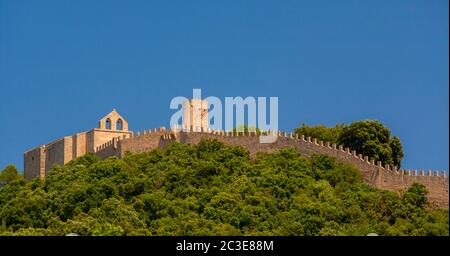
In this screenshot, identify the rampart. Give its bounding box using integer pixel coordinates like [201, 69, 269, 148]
[93, 126, 449, 209]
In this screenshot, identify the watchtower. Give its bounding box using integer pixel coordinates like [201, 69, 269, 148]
[182, 99, 208, 131]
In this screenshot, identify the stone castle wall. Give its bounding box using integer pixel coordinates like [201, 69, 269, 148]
[92, 127, 449, 208]
[23, 109, 133, 180]
[23, 146, 44, 181]
[22, 105, 449, 208]
[71, 132, 87, 159]
[378, 170, 448, 209]
[24, 129, 132, 179]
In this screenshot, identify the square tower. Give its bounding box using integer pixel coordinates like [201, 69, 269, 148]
[182, 99, 208, 131]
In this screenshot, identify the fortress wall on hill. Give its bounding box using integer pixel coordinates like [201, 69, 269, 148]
[117, 129, 173, 157]
[178, 132, 384, 185]
[24, 146, 45, 181]
[95, 138, 120, 159]
[378, 170, 448, 209]
[94, 128, 449, 208]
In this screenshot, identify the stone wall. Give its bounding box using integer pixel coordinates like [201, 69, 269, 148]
[118, 129, 166, 157]
[87, 129, 132, 153]
[100, 128, 448, 208]
[44, 138, 66, 176]
[72, 132, 87, 159]
[96, 138, 120, 159]
[178, 132, 384, 185]
[26, 125, 448, 208]
[24, 129, 132, 180]
[24, 146, 44, 180]
[377, 170, 448, 209]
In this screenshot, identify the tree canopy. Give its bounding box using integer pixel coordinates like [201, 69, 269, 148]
[0, 164, 22, 184]
[0, 140, 446, 236]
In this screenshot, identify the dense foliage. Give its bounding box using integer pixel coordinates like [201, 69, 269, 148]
[0, 140, 446, 236]
[0, 164, 22, 184]
[295, 123, 344, 143]
[295, 120, 404, 168]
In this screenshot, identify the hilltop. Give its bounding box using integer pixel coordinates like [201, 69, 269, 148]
[0, 139, 448, 236]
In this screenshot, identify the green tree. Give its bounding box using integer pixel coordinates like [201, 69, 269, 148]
[404, 183, 428, 209]
[294, 123, 343, 143]
[0, 164, 22, 183]
[338, 120, 402, 167]
[390, 136, 404, 169]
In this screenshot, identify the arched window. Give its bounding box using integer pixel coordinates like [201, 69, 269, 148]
[116, 118, 123, 130]
[105, 118, 111, 129]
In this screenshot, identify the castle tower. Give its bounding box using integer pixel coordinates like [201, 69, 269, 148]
[182, 99, 208, 131]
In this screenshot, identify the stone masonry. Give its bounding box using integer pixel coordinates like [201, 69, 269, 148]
[23, 109, 132, 180]
[24, 100, 449, 208]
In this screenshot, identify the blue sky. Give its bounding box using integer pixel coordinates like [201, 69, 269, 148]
[0, 0, 448, 172]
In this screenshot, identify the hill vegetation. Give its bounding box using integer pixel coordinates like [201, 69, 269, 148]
[0, 139, 447, 236]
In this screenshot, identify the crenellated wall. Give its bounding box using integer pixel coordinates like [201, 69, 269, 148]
[377, 170, 448, 209]
[93, 126, 448, 208]
[24, 109, 130, 180]
[118, 128, 173, 156]
[25, 129, 133, 180]
[95, 137, 120, 159]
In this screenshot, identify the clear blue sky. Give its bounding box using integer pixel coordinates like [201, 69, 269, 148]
[0, 0, 448, 173]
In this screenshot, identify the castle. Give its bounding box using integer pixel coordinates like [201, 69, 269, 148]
[24, 100, 449, 208]
[23, 109, 133, 180]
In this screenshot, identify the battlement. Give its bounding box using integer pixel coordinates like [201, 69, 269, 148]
[97, 125, 446, 208]
[24, 109, 132, 181]
[23, 109, 448, 209]
[397, 169, 447, 177]
[101, 125, 448, 180]
[174, 126, 448, 178]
